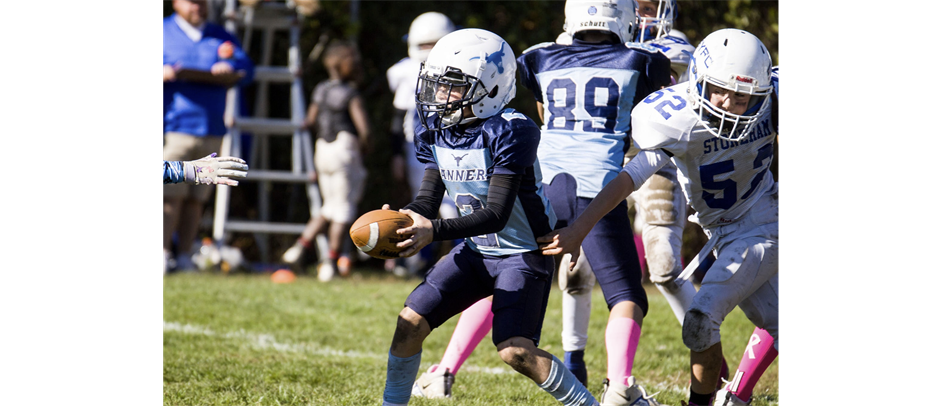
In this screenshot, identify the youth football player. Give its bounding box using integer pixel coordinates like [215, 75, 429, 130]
[380, 28, 599, 406]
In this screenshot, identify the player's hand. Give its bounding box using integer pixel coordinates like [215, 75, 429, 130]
[210, 61, 234, 75]
[537, 226, 588, 267]
[184, 153, 249, 186]
[395, 209, 433, 258]
[163, 64, 178, 82]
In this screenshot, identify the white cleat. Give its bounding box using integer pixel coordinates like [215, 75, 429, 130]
[411, 365, 454, 399]
[600, 376, 666, 406]
[281, 242, 304, 264]
[712, 388, 750, 406]
[317, 260, 335, 282]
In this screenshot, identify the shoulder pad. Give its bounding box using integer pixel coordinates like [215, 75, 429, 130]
[624, 42, 660, 53]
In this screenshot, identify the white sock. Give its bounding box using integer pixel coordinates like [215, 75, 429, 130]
[539, 355, 599, 406]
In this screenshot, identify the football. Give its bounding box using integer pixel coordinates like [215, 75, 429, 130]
[349, 209, 414, 259]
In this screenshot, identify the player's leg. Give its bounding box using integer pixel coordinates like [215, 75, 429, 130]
[413, 296, 494, 399]
[716, 268, 778, 406]
[634, 171, 696, 325]
[559, 249, 594, 386]
[544, 173, 595, 386]
[384, 242, 492, 405]
[438, 296, 494, 374]
[717, 326, 777, 406]
[579, 199, 663, 405]
[489, 250, 598, 406]
[634, 171, 732, 387]
[683, 223, 777, 405]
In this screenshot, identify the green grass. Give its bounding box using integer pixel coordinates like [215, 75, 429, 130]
[164, 270, 777, 406]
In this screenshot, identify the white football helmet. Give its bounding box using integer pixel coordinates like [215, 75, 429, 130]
[686, 29, 773, 141]
[407, 12, 456, 62]
[415, 29, 517, 131]
[635, 0, 676, 42]
[563, 0, 637, 44]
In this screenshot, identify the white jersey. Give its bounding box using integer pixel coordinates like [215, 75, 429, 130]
[386, 57, 422, 142]
[628, 83, 777, 228]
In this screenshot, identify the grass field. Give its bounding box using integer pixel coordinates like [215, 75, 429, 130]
[164, 270, 777, 406]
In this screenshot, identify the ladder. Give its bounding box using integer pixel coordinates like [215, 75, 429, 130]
[212, 0, 329, 263]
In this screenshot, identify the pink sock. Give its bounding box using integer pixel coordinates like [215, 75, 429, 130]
[633, 233, 646, 276]
[438, 298, 494, 375]
[605, 317, 642, 385]
[727, 327, 777, 401]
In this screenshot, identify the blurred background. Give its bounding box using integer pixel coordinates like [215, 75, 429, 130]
[163, 0, 778, 275]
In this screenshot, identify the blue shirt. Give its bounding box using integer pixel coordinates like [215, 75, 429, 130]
[414, 109, 557, 256]
[163, 15, 254, 137]
[516, 39, 671, 198]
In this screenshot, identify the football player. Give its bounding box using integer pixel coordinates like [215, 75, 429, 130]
[385, 12, 460, 277]
[380, 28, 599, 406]
[540, 29, 779, 406]
[709, 66, 779, 406]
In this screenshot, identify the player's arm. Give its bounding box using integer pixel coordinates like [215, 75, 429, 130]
[348, 95, 371, 153]
[401, 168, 446, 220]
[303, 102, 318, 131]
[164, 153, 249, 186]
[398, 173, 521, 257]
[164, 160, 186, 184]
[431, 173, 520, 239]
[539, 149, 669, 258]
[535, 101, 545, 124]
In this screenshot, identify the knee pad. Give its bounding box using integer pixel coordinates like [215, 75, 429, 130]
[642, 226, 682, 285]
[637, 173, 681, 226]
[682, 309, 719, 352]
[558, 249, 595, 292]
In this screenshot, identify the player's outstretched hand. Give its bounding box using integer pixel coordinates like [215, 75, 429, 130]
[185, 153, 249, 186]
[538, 226, 588, 269]
[395, 208, 433, 258]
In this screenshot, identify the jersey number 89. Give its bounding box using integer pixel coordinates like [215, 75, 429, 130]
[545, 77, 619, 133]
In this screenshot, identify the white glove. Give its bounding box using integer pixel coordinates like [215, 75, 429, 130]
[183, 153, 249, 186]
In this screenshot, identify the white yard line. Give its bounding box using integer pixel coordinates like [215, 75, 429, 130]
[164, 321, 509, 375]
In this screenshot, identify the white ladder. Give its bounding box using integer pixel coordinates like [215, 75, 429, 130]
[213, 0, 328, 263]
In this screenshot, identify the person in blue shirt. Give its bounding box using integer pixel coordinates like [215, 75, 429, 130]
[163, 0, 254, 273]
[163, 153, 248, 185]
[379, 29, 599, 406]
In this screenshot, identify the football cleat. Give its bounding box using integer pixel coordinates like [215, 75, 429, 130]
[600, 376, 665, 406]
[337, 255, 351, 277]
[281, 241, 304, 264]
[712, 388, 750, 406]
[316, 260, 336, 282]
[411, 365, 454, 399]
[558, 248, 596, 292]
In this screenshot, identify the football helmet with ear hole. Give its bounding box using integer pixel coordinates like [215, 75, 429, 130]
[686, 28, 773, 142]
[415, 29, 517, 131]
[563, 0, 637, 44]
[635, 0, 677, 42]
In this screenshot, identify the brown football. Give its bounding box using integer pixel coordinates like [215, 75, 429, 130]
[349, 209, 414, 259]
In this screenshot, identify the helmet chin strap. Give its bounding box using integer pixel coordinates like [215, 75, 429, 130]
[440, 108, 478, 128]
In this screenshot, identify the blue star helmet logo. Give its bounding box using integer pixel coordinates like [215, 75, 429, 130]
[588, 6, 597, 15]
[469, 42, 507, 74]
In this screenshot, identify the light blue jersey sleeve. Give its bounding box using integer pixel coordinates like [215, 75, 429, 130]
[163, 160, 186, 184]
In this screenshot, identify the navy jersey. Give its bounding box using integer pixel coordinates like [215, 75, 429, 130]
[516, 39, 671, 198]
[413, 108, 557, 256]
